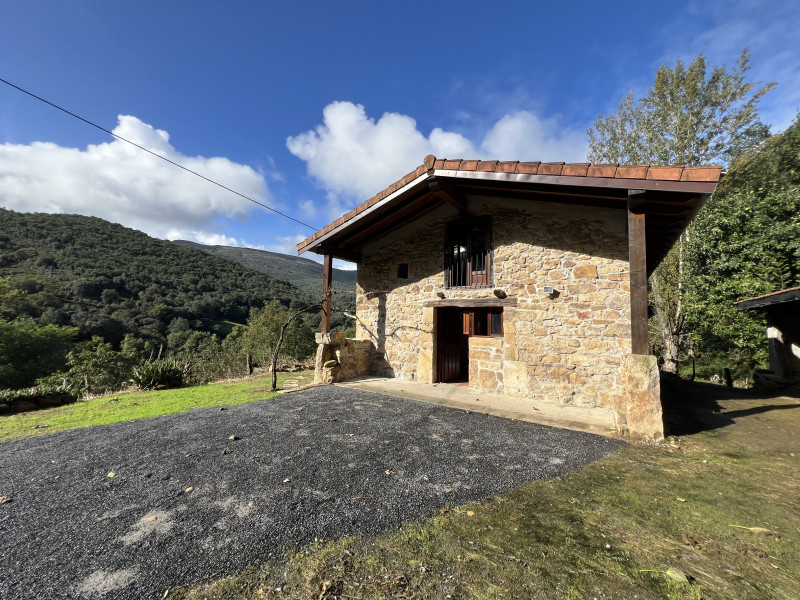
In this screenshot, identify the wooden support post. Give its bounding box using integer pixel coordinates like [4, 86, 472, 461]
[321, 254, 332, 334]
[628, 190, 648, 355]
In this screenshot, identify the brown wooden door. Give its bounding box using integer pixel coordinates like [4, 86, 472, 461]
[436, 308, 469, 383]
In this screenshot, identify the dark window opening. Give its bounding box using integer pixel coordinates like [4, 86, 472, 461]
[464, 308, 503, 337]
[445, 217, 492, 288]
[397, 263, 408, 279]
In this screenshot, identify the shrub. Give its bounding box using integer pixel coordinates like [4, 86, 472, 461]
[132, 358, 188, 389]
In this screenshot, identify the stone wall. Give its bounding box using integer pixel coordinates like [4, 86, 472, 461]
[346, 196, 662, 440]
[313, 332, 373, 384]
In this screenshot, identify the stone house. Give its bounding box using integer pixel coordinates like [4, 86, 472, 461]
[297, 155, 721, 441]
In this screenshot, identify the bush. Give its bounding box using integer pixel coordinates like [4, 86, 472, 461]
[132, 358, 188, 389]
[1, 378, 78, 413]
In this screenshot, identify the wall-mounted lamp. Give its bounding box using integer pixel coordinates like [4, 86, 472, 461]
[436, 291, 446, 299]
[543, 286, 556, 298]
[493, 289, 507, 299]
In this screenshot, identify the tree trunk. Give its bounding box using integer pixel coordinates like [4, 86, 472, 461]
[660, 325, 680, 374]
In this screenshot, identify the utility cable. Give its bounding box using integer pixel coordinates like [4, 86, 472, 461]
[0, 77, 315, 230]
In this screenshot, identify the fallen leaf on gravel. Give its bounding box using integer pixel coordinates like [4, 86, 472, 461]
[107, 472, 116, 478]
[0, 496, 11, 504]
[146, 516, 158, 522]
[283, 478, 291, 483]
[385, 469, 395, 475]
[221, 448, 232, 455]
[324, 417, 337, 422]
[440, 508, 448, 514]
[665, 567, 689, 584]
[445, 488, 452, 494]
[228, 435, 239, 441]
[185, 487, 194, 493]
[729, 524, 780, 538]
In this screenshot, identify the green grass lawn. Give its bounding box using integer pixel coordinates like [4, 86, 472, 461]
[0, 371, 313, 443]
[171, 379, 800, 600]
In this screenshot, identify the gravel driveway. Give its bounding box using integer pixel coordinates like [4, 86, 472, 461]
[0, 386, 623, 599]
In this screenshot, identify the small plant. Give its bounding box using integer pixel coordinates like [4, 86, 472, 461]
[132, 358, 188, 390]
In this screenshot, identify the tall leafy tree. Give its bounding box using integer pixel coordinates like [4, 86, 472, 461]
[587, 49, 775, 373]
[684, 115, 800, 373]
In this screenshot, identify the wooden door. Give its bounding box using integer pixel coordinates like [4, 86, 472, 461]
[436, 308, 468, 383]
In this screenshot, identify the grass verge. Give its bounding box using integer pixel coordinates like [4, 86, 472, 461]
[171, 379, 800, 600]
[0, 371, 313, 443]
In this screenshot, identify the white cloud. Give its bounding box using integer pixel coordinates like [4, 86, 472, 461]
[265, 233, 307, 256]
[481, 112, 588, 162]
[286, 102, 476, 202]
[287, 102, 587, 215]
[164, 228, 267, 249]
[298, 199, 317, 220]
[0, 115, 270, 239]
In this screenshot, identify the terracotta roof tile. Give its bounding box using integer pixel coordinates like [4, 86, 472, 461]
[647, 166, 684, 181]
[586, 164, 618, 177]
[616, 165, 650, 179]
[681, 166, 723, 182]
[539, 162, 565, 175]
[562, 163, 590, 177]
[495, 161, 519, 173]
[516, 161, 540, 174]
[297, 155, 723, 253]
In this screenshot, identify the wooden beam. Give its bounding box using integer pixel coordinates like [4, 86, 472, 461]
[321, 254, 332, 334]
[422, 297, 518, 308]
[320, 242, 360, 263]
[429, 179, 467, 213]
[628, 191, 648, 355]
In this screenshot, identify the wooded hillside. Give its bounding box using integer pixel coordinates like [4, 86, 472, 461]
[173, 239, 357, 307]
[0, 209, 313, 346]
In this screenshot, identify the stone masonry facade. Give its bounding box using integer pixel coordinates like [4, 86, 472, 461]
[349, 196, 662, 440]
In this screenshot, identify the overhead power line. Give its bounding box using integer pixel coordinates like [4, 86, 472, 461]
[0, 77, 315, 230]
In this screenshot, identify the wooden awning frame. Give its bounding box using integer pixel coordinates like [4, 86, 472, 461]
[298, 168, 717, 276]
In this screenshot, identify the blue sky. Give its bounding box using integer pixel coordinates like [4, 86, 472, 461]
[1, 1, 798, 268]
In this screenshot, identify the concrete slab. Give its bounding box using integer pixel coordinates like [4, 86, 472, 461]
[337, 377, 619, 437]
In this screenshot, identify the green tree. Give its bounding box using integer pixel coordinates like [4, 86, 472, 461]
[683, 115, 800, 374]
[63, 337, 133, 395]
[0, 318, 77, 388]
[242, 301, 317, 391]
[587, 49, 775, 373]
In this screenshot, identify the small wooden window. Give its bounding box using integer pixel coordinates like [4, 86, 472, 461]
[445, 217, 492, 288]
[397, 263, 408, 279]
[464, 308, 503, 337]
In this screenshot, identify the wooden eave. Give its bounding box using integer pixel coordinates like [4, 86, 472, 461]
[735, 286, 800, 311]
[297, 157, 721, 275]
